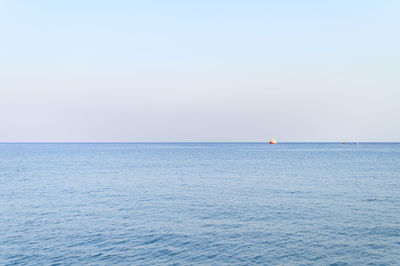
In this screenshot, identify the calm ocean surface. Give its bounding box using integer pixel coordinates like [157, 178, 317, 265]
[1, 143, 399, 265]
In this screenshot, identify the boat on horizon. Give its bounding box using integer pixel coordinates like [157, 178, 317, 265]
[269, 138, 277, 144]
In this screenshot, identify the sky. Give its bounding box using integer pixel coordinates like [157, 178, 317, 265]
[0, 0, 399, 142]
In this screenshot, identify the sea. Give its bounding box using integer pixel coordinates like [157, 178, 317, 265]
[0, 143, 399, 265]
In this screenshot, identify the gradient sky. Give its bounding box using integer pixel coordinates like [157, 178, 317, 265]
[1, 0, 399, 142]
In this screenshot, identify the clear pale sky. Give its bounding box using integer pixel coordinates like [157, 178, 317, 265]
[1, 0, 399, 142]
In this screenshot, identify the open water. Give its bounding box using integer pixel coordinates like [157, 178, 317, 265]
[0, 143, 399, 265]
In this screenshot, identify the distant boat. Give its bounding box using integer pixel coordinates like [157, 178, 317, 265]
[269, 138, 277, 144]
[342, 141, 359, 145]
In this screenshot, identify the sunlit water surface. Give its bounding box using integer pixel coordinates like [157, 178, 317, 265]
[1, 143, 399, 265]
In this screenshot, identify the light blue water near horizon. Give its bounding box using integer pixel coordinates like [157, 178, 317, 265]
[0, 143, 399, 265]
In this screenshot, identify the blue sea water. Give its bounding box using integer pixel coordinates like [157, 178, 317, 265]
[0, 142, 399, 265]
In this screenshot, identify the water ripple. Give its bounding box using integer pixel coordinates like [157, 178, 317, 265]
[1, 143, 400, 264]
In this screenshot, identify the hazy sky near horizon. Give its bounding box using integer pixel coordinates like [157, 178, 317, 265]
[1, 0, 399, 142]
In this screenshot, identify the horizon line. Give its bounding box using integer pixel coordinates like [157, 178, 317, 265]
[0, 141, 399, 144]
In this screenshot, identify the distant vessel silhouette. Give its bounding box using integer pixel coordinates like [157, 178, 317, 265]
[342, 141, 359, 145]
[269, 138, 277, 144]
